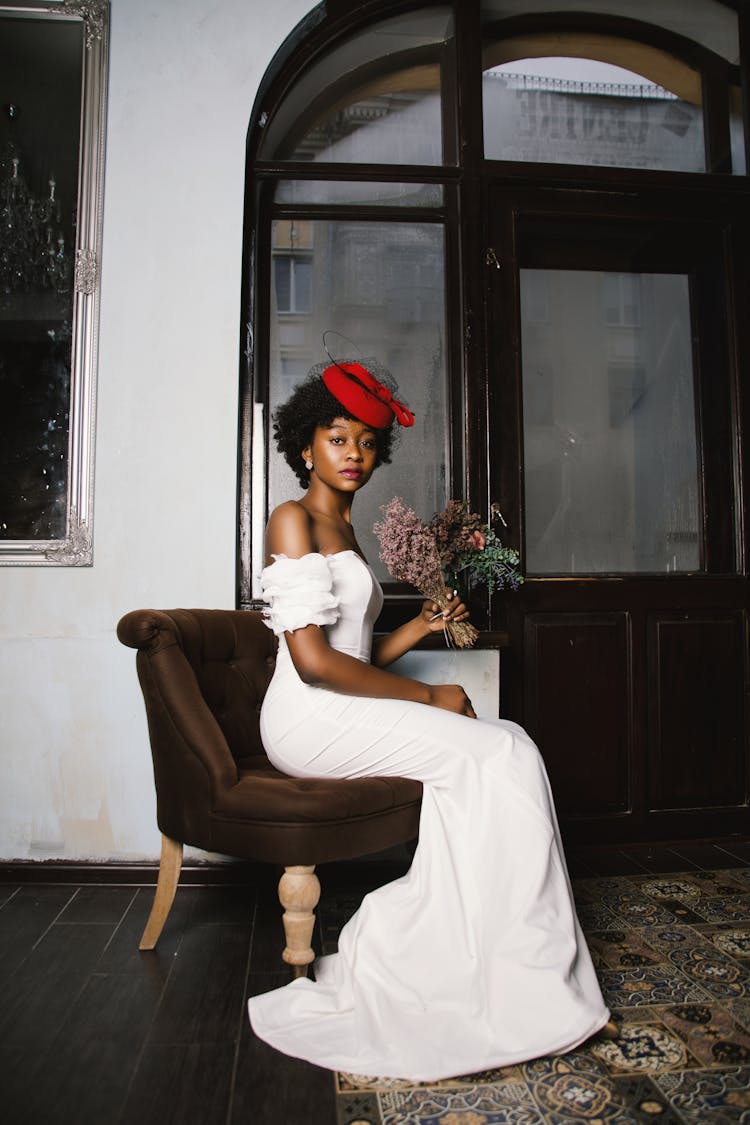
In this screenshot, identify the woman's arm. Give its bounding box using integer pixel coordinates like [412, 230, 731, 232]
[286, 623, 474, 716]
[371, 595, 471, 668]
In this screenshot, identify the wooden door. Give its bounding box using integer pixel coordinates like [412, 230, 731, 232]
[487, 184, 750, 843]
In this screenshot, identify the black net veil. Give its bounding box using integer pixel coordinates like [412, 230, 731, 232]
[304, 356, 403, 401]
[317, 329, 408, 408]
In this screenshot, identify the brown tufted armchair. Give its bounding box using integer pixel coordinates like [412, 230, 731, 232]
[117, 608, 423, 974]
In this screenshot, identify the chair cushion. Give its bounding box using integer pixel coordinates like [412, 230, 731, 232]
[216, 766, 422, 822]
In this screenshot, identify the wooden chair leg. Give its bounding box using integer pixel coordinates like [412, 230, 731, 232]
[278, 865, 321, 977]
[139, 834, 183, 950]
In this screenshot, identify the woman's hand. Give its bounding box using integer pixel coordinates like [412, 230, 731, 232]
[420, 592, 472, 636]
[372, 594, 473, 669]
[427, 683, 476, 718]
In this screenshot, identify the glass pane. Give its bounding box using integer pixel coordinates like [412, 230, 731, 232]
[521, 270, 700, 574]
[483, 55, 704, 171]
[730, 86, 746, 176]
[481, 0, 739, 64]
[268, 219, 448, 577]
[274, 181, 444, 207]
[259, 9, 453, 165]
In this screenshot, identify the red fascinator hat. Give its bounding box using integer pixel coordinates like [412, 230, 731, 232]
[322, 361, 415, 430]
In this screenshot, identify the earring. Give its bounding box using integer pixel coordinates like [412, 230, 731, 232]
[305, 459, 313, 470]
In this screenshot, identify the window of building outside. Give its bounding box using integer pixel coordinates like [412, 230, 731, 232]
[240, 0, 746, 606]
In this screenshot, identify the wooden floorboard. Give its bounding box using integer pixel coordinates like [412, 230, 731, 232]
[148, 924, 252, 1045]
[230, 973, 337, 1125]
[95, 886, 195, 976]
[0, 922, 114, 1050]
[619, 845, 701, 873]
[0, 885, 79, 981]
[119, 1042, 237, 1125]
[0, 885, 20, 908]
[568, 848, 646, 876]
[187, 884, 257, 927]
[721, 839, 750, 861]
[0, 1046, 32, 1125]
[55, 884, 138, 925]
[669, 841, 749, 868]
[22, 971, 169, 1125]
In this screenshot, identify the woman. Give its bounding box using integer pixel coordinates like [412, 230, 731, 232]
[248, 358, 611, 1081]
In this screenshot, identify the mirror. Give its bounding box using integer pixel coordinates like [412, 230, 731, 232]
[0, 0, 108, 565]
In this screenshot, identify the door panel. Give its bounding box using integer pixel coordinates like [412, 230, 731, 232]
[487, 186, 750, 842]
[648, 612, 747, 811]
[523, 612, 632, 816]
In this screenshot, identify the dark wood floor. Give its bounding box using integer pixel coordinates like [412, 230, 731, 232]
[1, 840, 750, 1125]
[0, 865, 341, 1125]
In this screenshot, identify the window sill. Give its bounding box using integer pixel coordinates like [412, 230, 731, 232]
[374, 630, 510, 650]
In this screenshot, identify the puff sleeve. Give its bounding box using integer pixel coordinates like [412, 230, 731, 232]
[260, 553, 341, 636]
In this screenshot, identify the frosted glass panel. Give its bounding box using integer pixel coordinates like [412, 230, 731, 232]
[268, 219, 448, 577]
[275, 181, 443, 207]
[259, 9, 452, 165]
[521, 270, 700, 574]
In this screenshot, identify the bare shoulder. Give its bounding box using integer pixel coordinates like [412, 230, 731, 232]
[265, 501, 316, 561]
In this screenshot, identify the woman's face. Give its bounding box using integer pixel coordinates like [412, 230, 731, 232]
[303, 416, 378, 494]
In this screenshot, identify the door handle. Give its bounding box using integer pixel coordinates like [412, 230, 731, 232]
[491, 502, 508, 528]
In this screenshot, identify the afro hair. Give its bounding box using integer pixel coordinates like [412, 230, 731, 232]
[272, 361, 399, 488]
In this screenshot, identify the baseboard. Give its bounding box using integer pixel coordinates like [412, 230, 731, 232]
[0, 859, 269, 885]
[0, 850, 411, 886]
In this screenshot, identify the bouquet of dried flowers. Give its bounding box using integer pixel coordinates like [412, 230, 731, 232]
[373, 498, 523, 648]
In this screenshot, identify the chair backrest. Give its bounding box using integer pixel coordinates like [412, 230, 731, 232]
[119, 607, 277, 762]
[117, 608, 277, 845]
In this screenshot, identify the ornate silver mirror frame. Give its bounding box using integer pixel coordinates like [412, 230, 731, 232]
[0, 0, 108, 565]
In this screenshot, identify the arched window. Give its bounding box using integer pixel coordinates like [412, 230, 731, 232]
[239, 0, 747, 609]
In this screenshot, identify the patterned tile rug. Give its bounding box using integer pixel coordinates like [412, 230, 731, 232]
[331, 867, 750, 1124]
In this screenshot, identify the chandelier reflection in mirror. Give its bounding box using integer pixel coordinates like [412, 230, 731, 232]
[1, 103, 72, 302]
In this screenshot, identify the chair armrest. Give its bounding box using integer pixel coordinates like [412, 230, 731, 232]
[118, 608, 184, 655]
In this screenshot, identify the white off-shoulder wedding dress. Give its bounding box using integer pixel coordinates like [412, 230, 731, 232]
[247, 550, 609, 1081]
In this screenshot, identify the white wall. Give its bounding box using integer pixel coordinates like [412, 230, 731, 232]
[0, 0, 499, 862]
